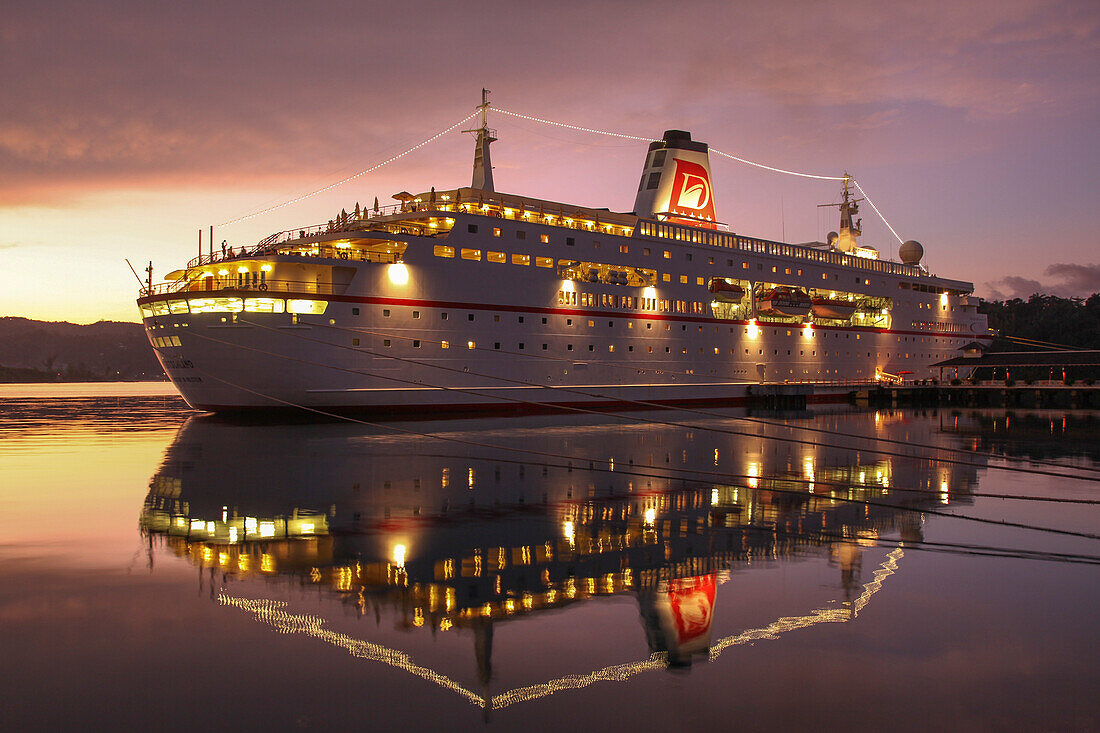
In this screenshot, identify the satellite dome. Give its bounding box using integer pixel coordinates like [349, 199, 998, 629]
[900, 240, 924, 265]
[826, 231, 839, 246]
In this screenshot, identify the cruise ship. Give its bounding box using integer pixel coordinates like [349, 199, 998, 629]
[137, 103, 991, 413]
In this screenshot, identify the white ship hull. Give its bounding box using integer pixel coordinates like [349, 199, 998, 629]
[139, 199, 989, 414]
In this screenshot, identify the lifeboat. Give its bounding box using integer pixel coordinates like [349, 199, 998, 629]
[756, 287, 811, 317]
[708, 278, 746, 303]
[810, 296, 857, 320]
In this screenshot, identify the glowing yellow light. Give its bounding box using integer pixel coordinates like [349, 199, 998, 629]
[260, 554, 275, 572]
[440, 618, 453, 631]
[260, 264, 272, 272]
[217, 269, 228, 276]
[467, 340, 475, 349]
[561, 279, 575, 292]
[644, 507, 656, 526]
[563, 520, 575, 547]
[711, 488, 719, 505]
[747, 319, 760, 339]
[218, 552, 229, 566]
[300, 522, 315, 534]
[643, 286, 656, 299]
[748, 462, 760, 488]
[229, 526, 238, 543]
[237, 266, 249, 274]
[413, 607, 424, 627]
[388, 263, 409, 285]
[237, 555, 250, 572]
[245, 517, 257, 533]
[259, 521, 275, 538]
[393, 544, 407, 569]
[940, 292, 949, 306]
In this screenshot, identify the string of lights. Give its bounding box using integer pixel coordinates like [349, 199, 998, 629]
[493, 108, 659, 143]
[709, 148, 847, 181]
[853, 180, 905, 245]
[218, 112, 479, 226]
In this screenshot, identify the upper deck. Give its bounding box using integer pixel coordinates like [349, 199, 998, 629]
[146, 186, 971, 298]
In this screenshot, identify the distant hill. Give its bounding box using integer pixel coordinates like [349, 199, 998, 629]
[0, 317, 166, 382]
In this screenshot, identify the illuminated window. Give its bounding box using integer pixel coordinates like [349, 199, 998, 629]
[696, 277, 704, 285]
[460, 248, 482, 260]
[679, 275, 688, 284]
[492, 227, 501, 237]
[512, 253, 530, 265]
[662, 273, 670, 282]
[619, 244, 628, 254]
[536, 257, 553, 268]
[287, 299, 328, 314]
[167, 299, 189, 314]
[467, 341, 476, 349]
[434, 245, 455, 258]
[243, 298, 285, 313]
[188, 297, 244, 313]
[441, 341, 449, 349]
[540, 234, 550, 244]
[663, 251, 671, 259]
[487, 251, 506, 263]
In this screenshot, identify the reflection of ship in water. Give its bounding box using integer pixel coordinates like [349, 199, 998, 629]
[140, 410, 980, 682]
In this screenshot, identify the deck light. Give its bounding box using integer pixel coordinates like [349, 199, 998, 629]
[388, 263, 409, 285]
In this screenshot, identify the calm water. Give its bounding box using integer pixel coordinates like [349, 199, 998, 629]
[1, 386, 1098, 731]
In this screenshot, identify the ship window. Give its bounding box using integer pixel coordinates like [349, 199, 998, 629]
[461, 248, 482, 260]
[492, 228, 501, 237]
[707, 257, 714, 265]
[567, 319, 573, 325]
[383, 339, 391, 347]
[352, 338, 360, 346]
[619, 244, 628, 254]
[519, 342, 525, 349]
[516, 230, 526, 240]
[467, 341, 475, 349]
[609, 345, 615, 352]
[434, 245, 455, 258]
[383, 309, 391, 317]
[352, 307, 360, 315]
[168, 299, 189, 314]
[588, 345, 595, 351]
[441, 341, 449, 348]
[566, 237, 575, 246]
[823, 273, 829, 279]
[512, 254, 530, 265]
[441, 312, 448, 320]
[468, 224, 478, 233]
[680, 275, 688, 284]
[652, 150, 666, 167]
[494, 342, 500, 350]
[468, 313, 474, 321]
[189, 297, 244, 313]
[542, 344, 548, 350]
[646, 172, 661, 189]
[568, 344, 574, 351]
[662, 273, 671, 282]
[643, 248, 651, 256]
[541, 234, 550, 244]
[685, 254, 693, 261]
[772, 266, 778, 273]
[742, 262, 749, 269]
[593, 240, 601, 249]
[244, 298, 285, 313]
[536, 257, 554, 267]
[413, 340, 421, 348]
[487, 251, 506, 263]
[696, 277, 704, 286]
[412, 311, 420, 318]
[542, 317, 548, 324]
[519, 316, 524, 323]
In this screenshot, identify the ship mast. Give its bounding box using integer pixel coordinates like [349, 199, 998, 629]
[464, 89, 497, 192]
[818, 174, 864, 253]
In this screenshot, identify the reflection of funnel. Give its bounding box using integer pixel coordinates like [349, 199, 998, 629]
[639, 574, 717, 669]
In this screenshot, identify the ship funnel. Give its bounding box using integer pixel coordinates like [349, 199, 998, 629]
[633, 130, 718, 229]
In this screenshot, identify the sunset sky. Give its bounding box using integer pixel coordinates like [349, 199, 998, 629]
[3, 0, 1097, 323]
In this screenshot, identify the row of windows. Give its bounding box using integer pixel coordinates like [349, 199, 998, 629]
[141, 297, 328, 317]
[151, 335, 181, 348]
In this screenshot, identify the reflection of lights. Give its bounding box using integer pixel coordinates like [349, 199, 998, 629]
[712, 488, 719, 505]
[260, 554, 274, 572]
[940, 481, 949, 504]
[747, 462, 760, 489]
[218, 548, 905, 712]
[392, 544, 407, 569]
[643, 507, 656, 526]
[563, 520, 575, 547]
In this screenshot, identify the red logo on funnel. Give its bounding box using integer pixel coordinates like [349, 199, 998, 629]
[667, 158, 717, 229]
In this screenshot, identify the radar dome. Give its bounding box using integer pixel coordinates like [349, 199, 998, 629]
[826, 231, 839, 246]
[900, 240, 924, 265]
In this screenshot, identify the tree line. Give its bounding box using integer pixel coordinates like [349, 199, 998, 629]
[979, 294, 1100, 350]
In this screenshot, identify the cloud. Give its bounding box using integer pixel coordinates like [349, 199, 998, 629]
[0, 0, 1096, 205]
[984, 263, 1100, 300]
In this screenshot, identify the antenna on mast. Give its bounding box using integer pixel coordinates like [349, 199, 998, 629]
[464, 88, 497, 192]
